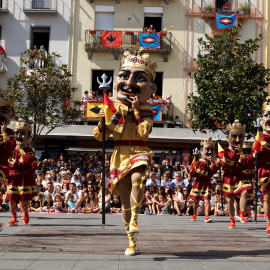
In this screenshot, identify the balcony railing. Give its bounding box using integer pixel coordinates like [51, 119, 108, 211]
[201, 0, 251, 14]
[23, 0, 57, 13]
[0, 53, 7, 72]
[85, 30, 172, 62]
[0, 0, 8, 12]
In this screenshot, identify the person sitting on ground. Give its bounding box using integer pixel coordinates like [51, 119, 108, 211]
[43, 194, 54, 212]
[142, 190, 153, 214]
[65, 182, 83, 210]
[110, 195, 122, 213]
[67, 193, 77, 213]
[30, 192, 44, 212]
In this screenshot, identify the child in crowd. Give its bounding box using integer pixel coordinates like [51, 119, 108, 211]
[53, 194, 63, 213]
[143, 191, 153, 214]
[82, 192, 100, 213]
[110, 195, 122, 213]
[156, 195, 166, 215]
[98, 187, 111, 213]
[43, 194, 54, 212]
[67, 193, 77, 213]
[81, 90, 91, 111]
[30, 192, 44, 212]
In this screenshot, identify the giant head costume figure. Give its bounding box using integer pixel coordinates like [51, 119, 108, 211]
[261, 103, 270, 135]
[200, 137, 215, 162]
[14, 119, 32, 147]
[0, 89, 14, 127]
[226, 120, 246, 153]
[114, 44, 157, 104]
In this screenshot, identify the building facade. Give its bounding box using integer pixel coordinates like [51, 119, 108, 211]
[0, 0, 71, 89]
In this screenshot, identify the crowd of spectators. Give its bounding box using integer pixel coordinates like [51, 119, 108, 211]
[0, 149, 261, 217]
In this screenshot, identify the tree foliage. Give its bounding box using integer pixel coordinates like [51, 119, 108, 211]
[6, 50, 81, 147]
[186, 25, 270, 138]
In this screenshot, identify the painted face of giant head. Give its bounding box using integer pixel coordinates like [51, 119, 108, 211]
[114, 66, 156, 104]
[200, 144, 215, 162]
[227, 129, 245, 152]
[15, 129, 30, 146]
[0, 103, 14, 126]
[261, 110, 270, 134]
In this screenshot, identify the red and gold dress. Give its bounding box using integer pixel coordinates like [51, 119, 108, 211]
[6, 147, 38, 201]
[93, 103, 154, 195]
[257, 134, 270, 196]
[189, 160, 218, 201]
[0, 128, 16, 183]
[221, 147, 254, 198]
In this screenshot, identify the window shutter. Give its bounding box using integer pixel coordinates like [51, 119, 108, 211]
[95, 13, 114, 31]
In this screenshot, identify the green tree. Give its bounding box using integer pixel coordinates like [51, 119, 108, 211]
[186, 25, 270, 138]
[6, 49, 81, 148]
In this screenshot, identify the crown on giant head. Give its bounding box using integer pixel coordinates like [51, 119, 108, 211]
[120, 43, 158, 80]
[200, 137, 215, 147]
[14, 118, 32, 132]
[226, 119, 246, 131]
[0, 89, 14, 107]
[262, 101, 270, 112]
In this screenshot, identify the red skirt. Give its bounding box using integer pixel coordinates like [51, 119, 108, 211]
[189, 179, 212, 201]
[258, 167, 270, 196]
[6, 170, 37, 201]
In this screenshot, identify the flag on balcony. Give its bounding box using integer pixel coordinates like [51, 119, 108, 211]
[86, 102, 103, 119]
[100, 31, 123, 48]
[216, 12, 237, 29]
[139, 32, 160, 49]
[149, 104, 163, 121]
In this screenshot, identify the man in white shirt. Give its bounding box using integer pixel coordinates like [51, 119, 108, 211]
[65, 182, 83, 208]
[145, 172, 160, 187]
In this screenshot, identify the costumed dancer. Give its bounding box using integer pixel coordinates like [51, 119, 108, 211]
[93, 44, 157, 256]
[189, 137, 219, 223]
[6, 119, 37, 226]
[0, 89, 16, 231]
[220, 120, 255, 229]
[256, 104, 270, 236]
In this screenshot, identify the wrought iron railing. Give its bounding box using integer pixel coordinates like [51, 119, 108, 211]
[0, 0, 8, 10]
[85, 30, 172, 51]
[23, 0, 57, 10]
[0, 53, 7, 72]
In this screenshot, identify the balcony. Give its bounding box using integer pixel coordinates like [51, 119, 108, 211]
[88, 0, 170, 4]
[0, 53, 7, 72]
[201, 0, 251, 17]
[84, 30, 172, 62]
[23, 0, 57, 14]
[0, 0, 8, 13]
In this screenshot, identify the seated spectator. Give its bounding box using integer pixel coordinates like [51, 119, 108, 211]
[67, 193, 77, 213]
[156, 195, 166, 215]
[61, 182, 69, 196]
[171, 172, 183, 188]
[30, 192, 44, 212]
[173, 185, 184, 216]
[152, 186, 167, 214]
[110, 195, 122, 213]
[146, 172, 161, 187]
[43, 181, 54, 199]
[160, 173, 171, 187]
[160, 159, 173, 177]
[98, 187, 111, 213]
[53, 194, 64, 213]
[166, 150, 175, 166]
[43, 194, 54, 212]
[71, 170, 86, 186]
[142, 191, 154, 214]
[65, 182, 83, 210]
[82, 192, 100, 213]
[147, 24, 156, 33]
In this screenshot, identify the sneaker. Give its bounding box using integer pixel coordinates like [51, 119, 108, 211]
[191, 215, 196, 221]
[125, 246, 135, 256]
[205, 216, 212, 223]
[23, 217, 29, 225]
[229, 217, 235, 229]
[267, 224, 270, 237]
[129, 223, 139, 234]
[247, 217, 252, 222]
[234, 215, 240, 222]
[0, 223, 3, 232]
[7, 220, 18, 226]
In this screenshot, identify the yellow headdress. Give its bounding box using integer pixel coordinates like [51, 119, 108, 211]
[0, 89, 14, 107]
[226, 119, 245, 131]
[262, 102, 270, 112]
[200, 137, 215, 147]
[14, 118, 32, 132]
[120, 43, 158, 80]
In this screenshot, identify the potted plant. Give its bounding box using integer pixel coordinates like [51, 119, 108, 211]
[239, 2, 250, 14]
[204, 4, 214, 13]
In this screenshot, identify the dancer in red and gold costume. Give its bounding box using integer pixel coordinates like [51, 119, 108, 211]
[257, 104, 270, 236]
[0, 89, 16, 231]
[189, 137, 219, 223]
[6, 119, 37, 226]
[220, 120, 255, 229]
[94, 45, 157, 256]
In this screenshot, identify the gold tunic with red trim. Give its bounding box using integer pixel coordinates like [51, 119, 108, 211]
[257, 133, 270, 196]
[189, 160, 218, 201]
[0, 128, 16, 184]
[221, 148, 254, 197]
[6, 146, 38, 201]
[93, 103, 154, 195]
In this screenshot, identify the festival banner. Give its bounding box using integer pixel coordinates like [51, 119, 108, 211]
[100, 31, 123, 48]
[139, 32, 160, 49]
[216, 13, 237, 29]
[86, 102, 103, 119]
[149, 104, 163, 121]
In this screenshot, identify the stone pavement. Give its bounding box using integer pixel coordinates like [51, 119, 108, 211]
[0, 212, 269, 270]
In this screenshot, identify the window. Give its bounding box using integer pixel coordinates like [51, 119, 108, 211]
[32, 0, 52, 9]
[144, 7, 163, 32]
[95, 5, 114, 31]
[216, 0, 232, 11]
[92, 70, 114, 97]
[31, 27, 50, 52]
[154, 72, 163, 97]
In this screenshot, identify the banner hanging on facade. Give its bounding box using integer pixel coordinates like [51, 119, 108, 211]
[216, 13, 237, 29]
[149, 104, 163, 121]
[100, 31, 123, 48]
[86, 102, 103, 119]
[138, 32, 160, 49]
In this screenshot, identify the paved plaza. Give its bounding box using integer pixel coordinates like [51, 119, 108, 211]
[0, 213, 269, 269]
